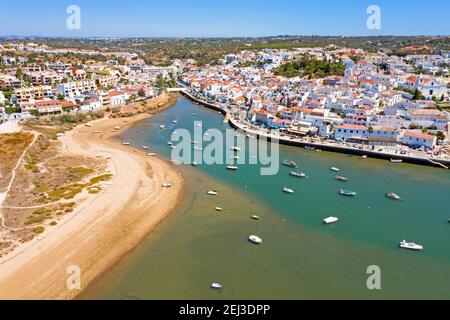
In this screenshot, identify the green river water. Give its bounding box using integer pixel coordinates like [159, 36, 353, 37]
[80, 97, 450, 300]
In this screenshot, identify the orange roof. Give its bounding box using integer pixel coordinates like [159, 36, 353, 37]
[404, 131, 435, 140]
[337, 124, 368, 131]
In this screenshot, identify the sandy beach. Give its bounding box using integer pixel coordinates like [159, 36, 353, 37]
[0, 103, 183, 299]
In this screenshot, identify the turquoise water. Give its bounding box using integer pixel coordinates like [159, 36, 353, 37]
[81, 97, 450, 300]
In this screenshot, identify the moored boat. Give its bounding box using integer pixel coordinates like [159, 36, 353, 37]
[339, 189, 357, 197]
[251, 215, 261, 220]
[330, 167, 340, 172]
[386, 192, 401, 200]
[160, 125, 165, 129]
[391, 159, 403, 163]
[122, 142, 131, 146]
[207, 190, 219, 196]
[215, 207, 223, 212]
[335, 176, 349, 182]
[290, 172, 306, 178]
[211, 283, 223, 289]
[399, 240, 423, 251]
[227, 165, 239, 171]
[324, 217, 339, 224]
[248, 235, 263, 245]
[282, 160, 297, 168]
[162, 182, 172, 188]
[230, 146, 241, 152]
[282, 187, 295, 194]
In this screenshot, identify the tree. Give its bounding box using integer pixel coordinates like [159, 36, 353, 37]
[138, 89, 146, 98]
[57, 94, 65, 101]
[30, 109, 41, 118]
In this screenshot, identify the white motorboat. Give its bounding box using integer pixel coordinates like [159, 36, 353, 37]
[173, 120, 178, 124]
[330, 167, 340, 172]
[230, 146, 241, 152]
[399, 240, 423, 251]
[251, 215, 261, 220]
[335, 176, 349, 182]
[147, 153, 156, 157]
[215, 207, 223, 212]
[339, 189, 357, 197]
[227, 165, 239, 171]
[282, 160, 297, 168]
[122, 142, 131, 146]
[391, 159, 403, 163]
[192, 161, 198, 166]
[282, 187, 295, 194]
[289, 172, 306, 178]
[207, 190, 219, 196]
[142, 146, 149, 150]
[167, 142, 174, 146]
[386, 192, 401, 200]
[194, 146, 203, 151]
[248, 235, 263, 245]
[160, 125, 165, 129]
[211, 283, 223, 289]
[324, 217, 339, 225]
[162, 182, 172, 188]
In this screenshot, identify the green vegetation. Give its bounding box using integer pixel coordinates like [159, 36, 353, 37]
[33, 185, 49, 193]
[274, 58, 345, 78]
[89, 174, 113, 185]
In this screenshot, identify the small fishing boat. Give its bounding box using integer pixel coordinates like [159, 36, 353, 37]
[335, 176, 349, 182]
[122, 142, 131, 146]
[230, 156, 240, 160]
[160, 125, 165, 129]
[324, 217, 339, 225]
[207, 190, 219, 196]
[191, 141, 199, 145]
[361, 155, 368, 159]
[248, 235, 263, 245]
[339, 189, 357, 197]
[142, 146, 149, 150]
[391, 159, 403, 163]
[283, 187, 295, 194]
[162, 182, 172, 188]
[192, 161, 198, 166]
[290, 172, 306, 178]
[173, 120, 178, 124]
[399, 240, 423, 251]
[386, 192, 401, 200]
[251, 215, 261, 220]
[215, 207, 223, 212]
[211, 283, 223, 289]
[227, 165, 239, 171]
[194, 146, 203, 151]
[167, 142, 174, 146]
[305, 146, 316, 151]
[147, 153, 156, 157]
[330, 167, 340, 172]
[230, 146, 241, 152]
[282, 160, 297, 168]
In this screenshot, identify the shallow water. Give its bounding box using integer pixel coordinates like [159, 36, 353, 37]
[81, 97, 450, 300]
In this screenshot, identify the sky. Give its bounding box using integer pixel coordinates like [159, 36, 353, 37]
[0, 0, 449, 38]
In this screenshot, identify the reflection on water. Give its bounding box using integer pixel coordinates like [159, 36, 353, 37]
[80, 97, 450, 300]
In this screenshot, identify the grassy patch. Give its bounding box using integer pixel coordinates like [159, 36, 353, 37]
[48, 186, 83, 200]
[67, 166, 95, 178]
[25, 163, 38, 171]
[89, 174, 113, 185]
[33, 226, 45, 234]
[33, 185, 49, 193]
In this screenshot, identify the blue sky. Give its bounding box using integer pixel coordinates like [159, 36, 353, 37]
[0, 0, 449, 37]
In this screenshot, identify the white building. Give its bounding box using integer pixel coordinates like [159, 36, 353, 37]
[334, 124, 369, 142]
[402, 131, 437, 149]
[57, 80, 97, 98]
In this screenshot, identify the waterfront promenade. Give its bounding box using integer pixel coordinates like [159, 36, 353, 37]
[179, 88, 450, 169]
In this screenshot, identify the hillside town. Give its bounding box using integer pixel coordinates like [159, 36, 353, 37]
[1, 42, 450, 161]
[180, 46, 450, 159]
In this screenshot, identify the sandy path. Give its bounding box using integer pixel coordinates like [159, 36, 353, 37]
[0, 113, 183, 300]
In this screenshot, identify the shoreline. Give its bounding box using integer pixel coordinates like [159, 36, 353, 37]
[179, 89, 450, 170]
[0, 95, 184, 300]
